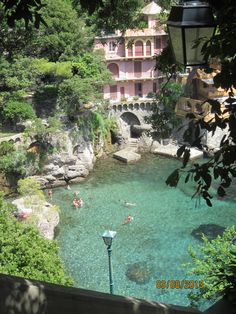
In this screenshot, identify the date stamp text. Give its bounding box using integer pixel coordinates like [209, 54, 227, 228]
[156, 280, 204, 289]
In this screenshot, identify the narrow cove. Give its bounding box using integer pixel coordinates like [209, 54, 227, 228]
[52, 154, 236, 308]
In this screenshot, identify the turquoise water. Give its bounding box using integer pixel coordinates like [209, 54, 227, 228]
[53, 154, 236, 308]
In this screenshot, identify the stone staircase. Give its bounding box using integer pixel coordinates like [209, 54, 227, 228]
[126, 138, 139, 152]
[113, 138, 140, 163]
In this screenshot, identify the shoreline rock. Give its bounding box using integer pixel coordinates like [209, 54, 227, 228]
[12, 197, 60, 240]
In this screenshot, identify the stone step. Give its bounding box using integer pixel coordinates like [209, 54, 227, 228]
[113, 149, 141, 163]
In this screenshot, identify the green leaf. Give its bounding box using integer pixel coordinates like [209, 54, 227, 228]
[218, 186, 226, 197]
[165, 169, 180, 187]
[182, 149, 190, 168]
[177, 145, 186, 158]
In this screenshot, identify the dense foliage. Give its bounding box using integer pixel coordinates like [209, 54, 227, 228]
[0, 192, 73, 285]
[78, 107, 117, 144]
[25, 0, 94, 62]
[2, 100, 36, 124]
[163, 0, 236, 207]
[0, 140, 33, 177]
[185, 227, 236, 305]
[146, 82, 183, 139]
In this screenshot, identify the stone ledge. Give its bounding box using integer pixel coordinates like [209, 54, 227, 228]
[153, 144, 203, 160]
[0, 273, 202, 314]
[113, 149, 141, 163]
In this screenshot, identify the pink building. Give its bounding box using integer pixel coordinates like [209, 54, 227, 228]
[94, 1, 167, 101]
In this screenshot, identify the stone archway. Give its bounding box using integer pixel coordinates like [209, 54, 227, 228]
[120, 112, 141, 138]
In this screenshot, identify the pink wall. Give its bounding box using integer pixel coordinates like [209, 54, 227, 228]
[103, 80, 158, 100]
[148, 17, 157, 28]
[94, 15, 167, 100]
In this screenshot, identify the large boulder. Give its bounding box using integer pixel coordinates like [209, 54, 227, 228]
[126, 262, 152, 284]
[12, 197, 59, 240]
[191, 224, 226, 241]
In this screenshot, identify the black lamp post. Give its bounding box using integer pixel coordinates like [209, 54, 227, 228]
[167, 0, 216, 66]
[102, 230, 117, 294]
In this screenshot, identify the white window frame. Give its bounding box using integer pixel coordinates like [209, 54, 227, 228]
[109, 41, 116, 52]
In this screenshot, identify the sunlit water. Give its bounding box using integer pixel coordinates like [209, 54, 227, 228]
[52, 154, 236, 309]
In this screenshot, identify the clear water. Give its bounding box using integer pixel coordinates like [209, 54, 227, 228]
[53, 154, 236, 308]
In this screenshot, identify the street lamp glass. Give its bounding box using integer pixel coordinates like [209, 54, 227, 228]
[167, 1, 216, 66]
[102, 230, 117, 247]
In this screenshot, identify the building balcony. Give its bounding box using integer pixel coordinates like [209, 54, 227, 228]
[105, 55, 155, 61]
[175, 97, 229, 122]
[114, 75, 157, 82]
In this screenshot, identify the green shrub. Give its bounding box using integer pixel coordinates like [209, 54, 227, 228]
[147, 92, 156, 99]
[3, 100, 36, 123]
[18, 177, 44, 199]
[0, 141, 15, 156]
[185, 226, 236, 305]
[0, 193, 73, 285]
[78, 108, 118, 143]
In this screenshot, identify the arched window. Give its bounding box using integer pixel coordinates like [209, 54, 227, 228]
[146, 40, 151, 56]
[127, 41, 133, 57]
[108, 63, 119, 78]
[135, 41, 143, 56]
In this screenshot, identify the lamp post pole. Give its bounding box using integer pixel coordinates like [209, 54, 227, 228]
[107, 245, 114, 294]
[102, 230, 117, 295]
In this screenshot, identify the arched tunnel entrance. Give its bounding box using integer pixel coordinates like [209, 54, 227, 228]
[120, 112, 141, 138]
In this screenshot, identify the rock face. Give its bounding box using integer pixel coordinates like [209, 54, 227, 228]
[31, 131, 96, 189]
[191, 224, 226, 241]
[12, 197, 59, 240]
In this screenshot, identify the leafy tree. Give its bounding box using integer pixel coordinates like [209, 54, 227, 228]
[0, 146, 34, 177]
[18, 177, 44, 200]
[0, 0, 45, 28]
[160, 0, 236, 206]
[146, 82, 183, 140]
[0, 8, 33, 61]
[2, 100, 36, 125]
[0, 141, 15, 156]
[0, 56, 35, 92]
[155, 45, 183, 85]
[58, 51, 111, 119]
[185, 226, 236, 306]
[25, 0, 94, 62]
[0, 192, 73, 285]
[73, 0, 145, 33]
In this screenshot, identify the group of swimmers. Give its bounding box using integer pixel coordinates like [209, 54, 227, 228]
[48, 189, 84, 209]
[122, 200, 135, 225]
[48, 188, 133, 221]
[72, 191, 84, 209]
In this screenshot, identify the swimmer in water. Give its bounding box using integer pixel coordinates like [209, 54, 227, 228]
[124, 201, 136, 207]
[122, 215, 133, 225]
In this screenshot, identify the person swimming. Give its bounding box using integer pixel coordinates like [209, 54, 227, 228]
[78, 198, 84, 207]
[48, 189, 53, 199]
[73, 198, 79, 208]
[122, 215, 133, 225]
[73, 198, 84, 208]
[124, 201, 136, 207]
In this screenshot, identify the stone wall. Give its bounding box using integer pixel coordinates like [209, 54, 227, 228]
[0, 273, 202, 314]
